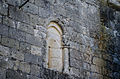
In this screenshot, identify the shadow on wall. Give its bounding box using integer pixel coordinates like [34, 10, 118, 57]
[100, 3, 120, 78]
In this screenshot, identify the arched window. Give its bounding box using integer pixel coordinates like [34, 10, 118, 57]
[46, 22, 63, 72]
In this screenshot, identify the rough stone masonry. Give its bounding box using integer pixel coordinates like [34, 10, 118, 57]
[0, 0, 120, 79]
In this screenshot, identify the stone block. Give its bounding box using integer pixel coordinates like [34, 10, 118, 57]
[83, 53, 91, 63]
[9, 27, 26, 42]
[0, 67, 6, 79]
[19, 62, 30, 73]
[30, 64, 40, 76]
[34, 29, 46, 39]
[0, 45, 10, 56]
[39, 7, 51, 18]
[13, 60, 20, 70]
[7, 59, 14, 69]
[0, 58, 7, 68]
[83, 62, 91, 70]
[69, 41, 80, 51]
[17, 30, 26, 42]
[22, 12, 30, 24]
[92, 57, 105, 67]
[102, 54, 112, 61]
[29, 14, 39, 26]
[21, 0, 34, 4]
[70, 49, 82, 60]
[17, 22, 34, 34]
[55, 0, 66, 5]
[9, 6, 29, 24]
[24, 53, 39, 64]
[6, 0, 21, 6]
[26, 33, 42, 47]
[27, 26, 34, 35]
[70, 58, 82, 69]
[35, 0, 50, 8]
[34, 37, 45, 47]
[58, 73, 70, 79]
[0, 1, 8, 15]
[0, 15, 2, 23]
[23, 2, 39, 15]
[1, 36, 9, 46]
[31, 45, 42, 56]
[10, 49, 24, 61]
[69, 67, 80, 77]
[9, 27, 17, 38]
[0, 58, 14, 69]
[19, 42, 31, 52]
[27, 75, 41, 79]
[91, 65, 97, 72]
[53, 5, 66, 16]
[108, 0, 120, 7]
[6, 69, 27, 79]
[17, 22, 28, 32]
[1, 36, 19, 50]
[0, 35, 1, 43]
[36, 25, 47, 33]
[9, 6, 20, 20]
[0, 24, 9, 36]
[26, 33, 35, 44]
[3, 16, 15, 28]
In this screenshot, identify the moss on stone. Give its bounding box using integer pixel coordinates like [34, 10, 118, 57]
[97, 23, 111, 52]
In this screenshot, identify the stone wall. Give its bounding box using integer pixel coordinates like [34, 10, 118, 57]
[0, 0, 120, 79]
[100, 0, 120, 79]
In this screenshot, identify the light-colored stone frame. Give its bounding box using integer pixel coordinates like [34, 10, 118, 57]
[46, 22, 63, 71]
[45, 22, 69, 73]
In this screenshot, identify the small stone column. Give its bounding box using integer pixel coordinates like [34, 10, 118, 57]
[63, 45, 69, 74]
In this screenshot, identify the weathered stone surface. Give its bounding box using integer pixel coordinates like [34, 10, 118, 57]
[5, 0, 21, 6]
[31, 45, 42, 56]
[39, 7, 51, 18]
[0, 1, 8, 15]
[19, 42, 31, 52]
[9, 27, 26, 42]
[26, 33, 43, 47]
[1, 36, 19, 49]
[27, 75, 41, 79]
[3, 16, 15, 28]
[0, 45, 9, 56]
[34, 27, 47, 39]
[83, 62, 91, 70]
[0, 67, 6, 79]
[109, 0, 120, 7]
[10, 49, 24, 61]
[29, 14, 39, 26]
[23, 2, 39, 15]
[70, 49, 82, 60]
[70, 57, 82, 69]
[30, 64, 40, 76]
[0, 0, 119, 79]
[13, 60, 20, 70]
[0, 15, 2, 23]
[19, 62, 30, 73]
[83, 53, 92, 63]
[0, 35, 1, 43]
[9, 6, 30, 24]
[24, 53, 40, 65]
[34, 0, 50, 8]
[0, 24, 9, 36]
[69, 67, 80, 77]
[0, 58, 14, 69]
[92, 57, 105, 67]
[6, 69, 27, 79]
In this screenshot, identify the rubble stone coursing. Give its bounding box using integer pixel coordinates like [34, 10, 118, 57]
[0, 0, 120, 79]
